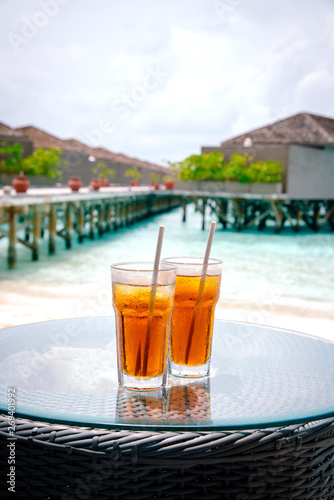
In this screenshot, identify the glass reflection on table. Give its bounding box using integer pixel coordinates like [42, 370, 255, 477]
[116, 377, 211, 426]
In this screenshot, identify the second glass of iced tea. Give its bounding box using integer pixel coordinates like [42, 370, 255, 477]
[161, 257, 222, 378]
[111, 262, 176, 391]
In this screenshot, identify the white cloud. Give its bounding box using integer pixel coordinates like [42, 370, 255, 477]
[0, 0, 334, 163]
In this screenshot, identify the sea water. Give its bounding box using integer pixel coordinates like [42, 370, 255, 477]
[0, 205, 334, 333]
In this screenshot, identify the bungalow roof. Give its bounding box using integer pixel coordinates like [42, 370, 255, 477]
[221, 112, 334, 147]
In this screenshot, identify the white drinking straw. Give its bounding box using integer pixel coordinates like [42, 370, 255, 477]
[141, 225, 165, 376]
[152, 225, 165, 290]
[185, 221, 216, 363]
[201, 220, 216, 279]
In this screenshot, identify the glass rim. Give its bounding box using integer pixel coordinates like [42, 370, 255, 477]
[110, 261, 177, 272]
[161, 256, 223, 266]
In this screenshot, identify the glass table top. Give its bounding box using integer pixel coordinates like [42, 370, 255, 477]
[0, 317, 334, 431]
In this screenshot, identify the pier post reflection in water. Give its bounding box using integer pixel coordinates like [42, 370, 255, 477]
[116, 378, 211, 426]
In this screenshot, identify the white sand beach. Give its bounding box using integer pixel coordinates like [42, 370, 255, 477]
[1, 277, 333, 342]
[1, 207, 333, 341]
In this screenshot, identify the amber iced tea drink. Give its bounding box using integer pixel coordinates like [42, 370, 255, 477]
[162, 257, 222, 378]
[111, 262, 176, 391]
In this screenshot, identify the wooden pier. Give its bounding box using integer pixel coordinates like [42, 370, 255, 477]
[180, 191, 334, 233]
[1, 189, 333, 269]
[0, 190, 182, 268]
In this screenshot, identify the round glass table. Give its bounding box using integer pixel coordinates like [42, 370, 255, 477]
[0, 317, 334, 499]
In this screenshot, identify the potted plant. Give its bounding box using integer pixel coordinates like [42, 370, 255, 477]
[125, 166, 142, 186]
[149, 172, 161, 190]
[0, 141, 64, 193]
[68, 176, 82, 191]
[90, 160, 116, 190]
[162, 175, 176, 190]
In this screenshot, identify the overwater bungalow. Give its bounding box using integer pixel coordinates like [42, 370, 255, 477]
[202, 112, 334, 199]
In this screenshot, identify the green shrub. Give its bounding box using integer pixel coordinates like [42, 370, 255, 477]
[125, 166, 142, 182]
[0, 141, 64, 179]
[91, 160, 115, 180]
[172, 152, 282, 183]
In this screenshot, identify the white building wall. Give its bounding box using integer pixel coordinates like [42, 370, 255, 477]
[287, 145, 334, 199]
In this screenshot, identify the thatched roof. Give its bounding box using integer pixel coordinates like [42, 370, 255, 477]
[1, 122, 164, 170]
[221, 112, 334, 147]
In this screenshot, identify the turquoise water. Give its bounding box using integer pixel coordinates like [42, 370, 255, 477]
[1, 205, 334, 306]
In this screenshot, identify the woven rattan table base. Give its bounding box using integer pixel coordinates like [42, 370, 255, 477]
[1, 415, 334, 499]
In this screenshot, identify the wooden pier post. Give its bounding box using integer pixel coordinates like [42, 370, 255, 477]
[89, 205, 95, 239]
[8, 208, 17, 269]
[127, 202, 133, 225]
[329, 202, 334, 230]
[77, 204, 85, 243]
[216, 199, 228, 229]
[296, 209, 302, 232]
[117, 202, 123, 228]
[49, 206, 56, 254]
[258, 216, 266, 231]
[313, 202, 320, 232]
[111, 204, 116, 231]
[232, 199, 244, 232]
[98, 204, 104, 237]
[65, 203, 72, 248]
[105, 203, 111, 232]
[182, 200, 187, 222]
[318, 204, 334, 229]
[32, 207, 40, 261]
[121, 202, 127, 227]
[270, 200, 283, 234]
[202, 200, 206, 230]
[132, 200, 136, 224]
[281, 205, 299, 233]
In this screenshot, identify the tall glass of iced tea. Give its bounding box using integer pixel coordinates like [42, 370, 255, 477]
[161, 257, 222, 378]
[111, 262, 176, 391]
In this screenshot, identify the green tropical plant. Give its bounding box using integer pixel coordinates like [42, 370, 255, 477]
[245, 160, 283, 183]
[173, 151, 283, 184]
[149, 172, 161, 184]
[162, 174, 177, 183]
[226, 153, 252, 182]
[175, 152, 227, 181]
[91, 160, 115, 180]
[125, 166, 142, 182]
[0, 141, 64, 179]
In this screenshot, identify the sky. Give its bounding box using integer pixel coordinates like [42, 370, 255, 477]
[0, 0, 334, 166]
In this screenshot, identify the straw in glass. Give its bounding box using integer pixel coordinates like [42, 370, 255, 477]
[137, 225, 165, 377]
[185, 221, 216, 364]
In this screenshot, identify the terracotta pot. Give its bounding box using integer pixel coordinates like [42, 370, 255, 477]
[130, 180, 139, 186]
[90, 179, 101, 191]
[68, 176, 82, 191]
[151, 183, 160, 190]
[12, 175, 30, 194]
[98, 178, 110, 187]
[164, 181, 175, 190]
